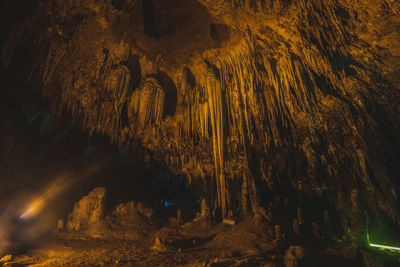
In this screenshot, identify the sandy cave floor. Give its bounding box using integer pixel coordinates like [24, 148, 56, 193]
[5, 217, 359, 267]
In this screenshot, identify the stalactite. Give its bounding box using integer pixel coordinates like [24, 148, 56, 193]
[205, 64, 227, 217]
[43, 41, 66, 86]
[104, 64, 132, 140]
[128, 77, 165, 131]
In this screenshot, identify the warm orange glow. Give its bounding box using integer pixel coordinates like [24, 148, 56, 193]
[19, 198, 45, 219]
[18, 165, 100, 221]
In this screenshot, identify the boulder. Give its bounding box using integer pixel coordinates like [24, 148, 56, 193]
[114, 201, 135, 216]
[66, 187, 106, 231]
[0, 254, 12, 264]
[151, 236, 168, 252]
[284, 246, 305, 267]
[136, 202, 153, 219]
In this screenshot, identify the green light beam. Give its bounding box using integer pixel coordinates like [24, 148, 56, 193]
[369, 243, 400, 251]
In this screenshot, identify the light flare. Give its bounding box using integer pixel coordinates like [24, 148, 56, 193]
[369, 243, 400, 251]
[18, 175, 68, 220]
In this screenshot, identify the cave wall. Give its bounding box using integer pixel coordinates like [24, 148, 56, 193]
[1, 0, 400, 241]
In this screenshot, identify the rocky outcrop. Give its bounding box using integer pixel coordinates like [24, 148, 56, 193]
[112, 201, 153, 220]
[66, 187, 106, 231]
[102, 200, 155, 240]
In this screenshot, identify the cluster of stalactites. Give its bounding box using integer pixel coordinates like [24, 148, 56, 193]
[45, 40, 166, 144]
[174, 19, 353, 213]
[178, 35, 325, 153]
[128, 77, 165, 131]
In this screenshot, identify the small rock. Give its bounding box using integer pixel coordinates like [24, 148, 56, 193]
[168, 217, 177, 224]
[136, 202, 153, 219]
[284, 246, 305, 267]
[223, 218, 235, 226]
[57, 219, 64, 230]
[254, 207, 268, 225]
[0, 254, 12, 263]
[227, 209, 234, 218]
[151, 236, 168, 252]
[255, 206, 268, 218]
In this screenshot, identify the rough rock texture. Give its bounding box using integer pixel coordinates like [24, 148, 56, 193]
[151, 236, 168, 252]
[1, 0, 400, 244]
[284, 246, 305, 267]
[0, 254, 12, 264]
[66, 187, 106, 231]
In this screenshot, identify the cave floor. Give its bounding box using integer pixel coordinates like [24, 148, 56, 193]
[6, 217, 359, 267]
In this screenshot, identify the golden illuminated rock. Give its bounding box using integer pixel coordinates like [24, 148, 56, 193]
[66, 187, 106, 231]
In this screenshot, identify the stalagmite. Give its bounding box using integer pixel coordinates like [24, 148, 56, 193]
[293, 219, 300, 236]
[297, 207, 303, 225]
[274, 225, 282, 241]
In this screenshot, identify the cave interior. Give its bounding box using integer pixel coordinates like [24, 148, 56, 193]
[0, 0, 400, 266]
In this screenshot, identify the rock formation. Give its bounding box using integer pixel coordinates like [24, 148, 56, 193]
[66, 187, 106, 231]
[284, 246, 305, 267]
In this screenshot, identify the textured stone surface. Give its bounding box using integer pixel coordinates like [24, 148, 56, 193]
[0, 254, 12, 264]
[151, 236, 168, 252]
[284, 246, 305, 267]
[66, 187, 106, 231]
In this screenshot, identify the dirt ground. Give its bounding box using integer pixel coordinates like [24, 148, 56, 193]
[4, 215, 363, 267]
